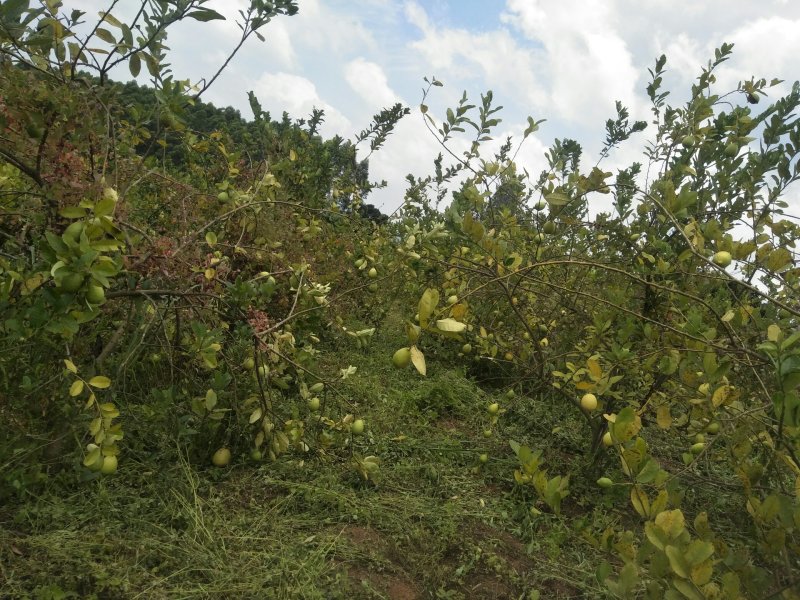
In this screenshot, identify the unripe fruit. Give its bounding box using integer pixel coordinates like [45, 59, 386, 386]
[351, 419, 365, 435]
[543, 220, 556, 235]
[487, 403, 500, 415]
[217, 191, 229, 202]
[258, 365, 268, 378]
[580, 393, 598, 411]
[483, 429, 493, 438]
[506, 389, 516, 399]
[60, 272, 85, 293]
[597, 477, 613, 488]
[602, 432, 613, 447]
[462, 343, 472, 354]
[504, 352, 514, 361]
[212, 447, 231, 467]
[690, 442, 705, 455]
[100, 455, 118, 475]
[368, 267, 378, 279]
[694, 433, 705, 444]
[368, 283, 378, 293]
[447, 295, 458, 306]
[712, 251, 732, 267]
[250, 449, 263, 461]
[307, 397, 320, 411]
[243, 357, 255, 370]
[309, 382, 324, 393]
[392, 347, 411, 368]
[724, 142, 739, 157]
[706, 422, 720, 434]
[479, 453, 489, 464]
[534, 200, 546, 210]
[86, 284, 105, 305]
[681, 134, 696, 148]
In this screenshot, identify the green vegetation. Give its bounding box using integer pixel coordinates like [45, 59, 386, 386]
[1, 2, 800, 598]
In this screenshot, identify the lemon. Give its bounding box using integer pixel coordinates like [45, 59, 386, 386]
[597, 477, 613, 488]
[351, 419, 365, 435]
[86, 284, 105, 304]
[602, 432, 613, 447]
[712, 251, 732, 267]
[60, 272, 84, 293]
[100, 455, 118, 475]
[392, 347, 411, 368]
[580, 393, 598, 411]
[212, 447, 231, 467]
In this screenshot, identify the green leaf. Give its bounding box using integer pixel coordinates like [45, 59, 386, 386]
[88, 375, 111, 389]
[665, 545, 689, 579]
[99, 11, 122, 27]
[205, 231, 217, 247]
[187, 9, 225, 21]
[83, 446, 101, 467]
[684, 540, 714, 566]
[95, 27, 116, 44]
[60, 206, 87, 218]
[129, 52, 141, 77]
[205, 389, 218, 411]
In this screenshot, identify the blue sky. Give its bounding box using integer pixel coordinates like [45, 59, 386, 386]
[73, 0, 800, 213]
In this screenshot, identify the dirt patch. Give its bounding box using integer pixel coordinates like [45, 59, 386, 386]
[337, 526, 421, 599]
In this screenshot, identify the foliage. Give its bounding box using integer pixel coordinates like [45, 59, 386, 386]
[2, 2, 800, 598]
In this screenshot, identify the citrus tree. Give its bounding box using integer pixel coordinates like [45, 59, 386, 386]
[392, 48, 800, 597]
[0, 0, 408, 493]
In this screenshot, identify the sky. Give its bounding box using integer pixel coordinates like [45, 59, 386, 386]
[71, 0, 800, 213]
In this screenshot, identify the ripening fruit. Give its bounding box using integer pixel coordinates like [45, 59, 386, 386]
[580, 393, 598, 411]
[86, 284, 105, 305]
[462, 343, 472, 354]
[392, 347, 411, 368]
[100, 455, 118, 475]
[367, 267, 378, 279]
[307, 397, 320, 411]
[447, 295, 458, 306]
[602, 431, 613, 447]
[597, 477, 613, 489]
[511, 297, 518, 306]
[212, 447, 231, 467]
[351, 419, 365, 435]
[487, 403, 500, 415]
[243, 357, 255, 370]
[543, 221, 556, 235]
[706, 422, 720, 434]
[504, 352, 514, 361]
[690, 442, 705, 455]
[712, 251, 732, 267]
[479, 453, 489, 464]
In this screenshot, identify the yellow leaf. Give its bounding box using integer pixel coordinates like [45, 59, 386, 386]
[88, 376, 111, 389]
[410, 345, 426, 376]
[587, 357, 602, 379]
[721, 310, 735, 322]
[690, 560, 713, 586]
[289, 149, 297, 161]
[656, 405, 672, 429]
[69, 380, 84, 397]
[64, 359, 78, 374]
[630, 485, 650, 518]
[204, 268, 215, 280]
[655, 509, 686, 538]
[768, 324, 782, 343]
[711, 384, 736, 407]
[451, 303, 467, 321]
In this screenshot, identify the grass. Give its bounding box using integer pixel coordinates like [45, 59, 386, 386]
[0, 310, 746, 599]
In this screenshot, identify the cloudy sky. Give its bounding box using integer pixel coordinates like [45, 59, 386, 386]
[75, 0, 800, 213]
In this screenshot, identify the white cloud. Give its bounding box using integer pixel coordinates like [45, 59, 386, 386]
[345, 59, 400, 108]
[251, 72, 351, 136]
